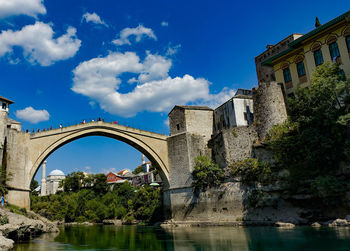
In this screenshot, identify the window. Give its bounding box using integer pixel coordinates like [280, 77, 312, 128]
[2, 103, 6, 110]
[176, 124, 180, 130]
[329, 42, 340, 61]
[346, 36, 350, 52]
[296, 62, 306, 77]
[314, 49, 324, 66]
[283, 68, 292, 83]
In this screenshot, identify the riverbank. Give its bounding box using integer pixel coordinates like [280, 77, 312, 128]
[0, 208, 58, 250]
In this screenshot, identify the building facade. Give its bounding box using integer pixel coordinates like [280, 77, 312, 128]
[213, 89, 254, 133]
[255, 34, 303, 84]
[261, 11, 350, 96]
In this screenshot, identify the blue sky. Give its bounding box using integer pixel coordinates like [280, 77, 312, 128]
[0, 0, 348, 181]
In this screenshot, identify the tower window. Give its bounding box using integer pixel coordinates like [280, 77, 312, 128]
[2, 103, 6, 110]
[176, 124, 180, 130]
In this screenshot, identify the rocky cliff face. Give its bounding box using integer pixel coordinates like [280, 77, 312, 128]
[0, 208, 58, 250]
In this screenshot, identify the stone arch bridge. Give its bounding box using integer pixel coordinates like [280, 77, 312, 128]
[6, 121, 171, 210]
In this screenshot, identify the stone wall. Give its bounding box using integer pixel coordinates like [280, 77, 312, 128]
[211, 126, 258, 169]
[253, 81, 287, 140]
[0, 111, 8, 163]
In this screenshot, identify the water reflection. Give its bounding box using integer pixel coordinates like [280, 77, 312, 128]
[13, 225, 350, 251]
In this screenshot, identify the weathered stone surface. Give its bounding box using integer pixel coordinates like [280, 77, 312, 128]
[253, 82, 287, 140]
[311, 222, 321, 227]
[0, 208, 58, 243]
[0, 233, 14, 250]
[275, 221, 295, 228]
[329, 219, 349, 227]
[211, 126, 257, 169]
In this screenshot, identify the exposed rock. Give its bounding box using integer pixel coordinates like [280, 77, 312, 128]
[0, 233, 14, 250]
[329, 219, 349, 227]
[275, 221, 295, 228]
[0, 208, 58, 246]
[103, 219, 122, 225]
[311, 222, 321, 228]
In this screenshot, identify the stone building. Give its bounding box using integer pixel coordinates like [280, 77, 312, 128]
[255, 34, 303, 84]
[260, 10, 350, 97]
[40, 161, 65, 196]
[213, 89, 254, 133]
[0, 96, 19, 163]
[46, 169, 65, 195]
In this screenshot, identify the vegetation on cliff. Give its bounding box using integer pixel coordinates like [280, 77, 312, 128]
[266, 62, 350, 205]
[31, 173, 162, 223]
[192, 156, 224, 191]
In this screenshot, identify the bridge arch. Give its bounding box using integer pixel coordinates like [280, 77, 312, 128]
[27, 122, 169, 189]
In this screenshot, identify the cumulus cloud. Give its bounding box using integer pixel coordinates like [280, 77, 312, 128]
[72, 51, 235, 117]
[15, 106, 50, 123]
[112, 25, 156, 46]
[161, 21, 168, 27]
[0, 0, 46, 18]
[82, 12, 107, 26]
[197, 87, 236, 109]
[0, 22, 81, 66]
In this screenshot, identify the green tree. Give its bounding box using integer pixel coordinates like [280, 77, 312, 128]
[267, 62, 350, 202]
[60, 171, 86, 192]
[192, 156, 224, 191]
[30, 179, 39, 196]
[133, 165, 144, 174]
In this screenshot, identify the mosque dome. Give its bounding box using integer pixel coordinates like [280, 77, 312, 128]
[48, 169, 65, 176]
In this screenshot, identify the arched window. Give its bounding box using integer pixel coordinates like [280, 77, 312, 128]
[311, 42, 324, 66]
[294, 55, 307, 83]
[326, 35, 341, 63]
[282, 62, 292, 89]
[343, 27, 350, 53]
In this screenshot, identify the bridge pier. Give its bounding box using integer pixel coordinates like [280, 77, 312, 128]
[7, 189, 30, 210]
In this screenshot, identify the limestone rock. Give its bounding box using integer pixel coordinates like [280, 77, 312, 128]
[275, 221, 295, 228]
[329, 219, 349, 227]
[311, 222, 321, 228]
[0, 234, 14, 250]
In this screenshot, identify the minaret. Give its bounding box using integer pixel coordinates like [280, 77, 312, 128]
[141, 154, 146, 164]
[40, 160, 47, 196]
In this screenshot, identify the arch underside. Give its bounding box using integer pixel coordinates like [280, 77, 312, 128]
[29, 126, 169, 188]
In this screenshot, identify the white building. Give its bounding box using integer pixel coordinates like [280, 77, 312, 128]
[213, 89, 254, 133]
[40, 160, 65, 195]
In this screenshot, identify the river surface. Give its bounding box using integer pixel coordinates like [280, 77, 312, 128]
[13, 225, 350, 250]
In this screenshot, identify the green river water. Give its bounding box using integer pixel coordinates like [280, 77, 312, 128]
[12, 225, 350, 250]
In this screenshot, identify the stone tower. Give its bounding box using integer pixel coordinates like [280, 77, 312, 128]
[40, 160, 47, 196]
[0, 96, 14, 164]
[165, 105, 214, 219]
[253, 81, 287, 140]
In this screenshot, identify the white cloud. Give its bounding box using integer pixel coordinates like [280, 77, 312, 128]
[72, 51, 235, 117]
[0, 22, 81, 66]
[161, 21, 168, 27]
[166, 44, 181, 56]
[82, 12, 107, 26]
[15, 106, 50, 123]
[164, 118, 169, 126]
[112, 25, 156, 46]
[197, 87, 236, 109]
[0, 0, 46, 18]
